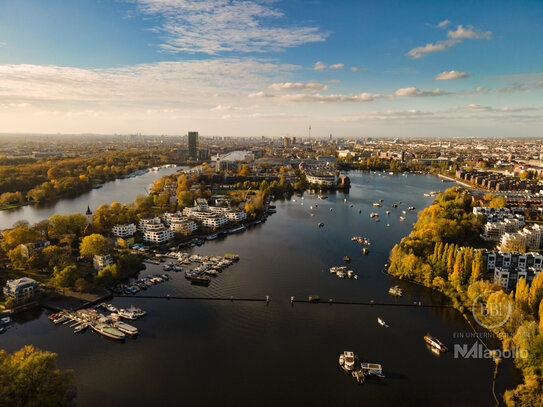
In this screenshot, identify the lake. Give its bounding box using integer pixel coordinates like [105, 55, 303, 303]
[0, 172, 520, 406]
[0, 166, 185, 230]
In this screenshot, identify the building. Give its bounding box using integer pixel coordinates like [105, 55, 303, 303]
[188, 131, 198, 159]
[93, 254, 113, 271]
[139, 217, 162, 232]
[3, 278, 41, 303]
[481, 218, 522, 241]
[305, 171, 337, 187]
[20, 240, 50, 259]
[483, 250, 543, 290]
[500, 224, 543, 252]
[169, 218, 198, 235]
[85, 206, 93, 224]
[144, 225, 175, 244]
[112, 223, 137, 237]
[202, 216, 228, 228]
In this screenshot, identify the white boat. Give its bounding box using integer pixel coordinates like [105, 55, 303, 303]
[114, 321, 138, 336]
[377, 318, 388, 327]
[117, 309, 138, 320]
[74, 324, 88, 333]
[105, 304, 118, 313]
[399, 216, 406, 221]
[92, 323, 126, 340]
[373, 203, 382, 207]
[339, 354, 345, 366]
[340, 351, 356, 371]
[1, 316, 11, 324]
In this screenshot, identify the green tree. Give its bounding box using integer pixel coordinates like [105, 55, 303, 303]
[51, 265, 79, 289]
[79, 234, 107, 258]
[0, 345, 76, 406]
[94, 264, 117, 286]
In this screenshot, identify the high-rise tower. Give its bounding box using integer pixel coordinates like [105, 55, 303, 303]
[188, 131, 198, 159]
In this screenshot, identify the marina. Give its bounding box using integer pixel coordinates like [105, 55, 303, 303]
[0, 172, 516, 407]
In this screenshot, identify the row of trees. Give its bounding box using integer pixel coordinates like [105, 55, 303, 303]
[387, 187, 543, 406]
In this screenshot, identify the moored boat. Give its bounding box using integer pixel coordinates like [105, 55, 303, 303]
[92, 323, 126, 340]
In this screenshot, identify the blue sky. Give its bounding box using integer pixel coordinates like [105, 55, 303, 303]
[0, 0, 542, 137]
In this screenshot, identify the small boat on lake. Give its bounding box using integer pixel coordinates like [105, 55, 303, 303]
[389, 285, 404, 296]
[339, 351, 356, 372]
[377, 318, 388, 327]
[424, 334, 447, 352]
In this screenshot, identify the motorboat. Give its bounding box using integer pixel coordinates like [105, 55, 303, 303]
[377, 318, 388, 327]
[114, 321, 138, 336]
[424, 334, 448, 352]
[92, 323, 126, 340]
[340, 351, 356, 371]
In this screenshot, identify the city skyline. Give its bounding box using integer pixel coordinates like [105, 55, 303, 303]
[1, 0, 542, 138]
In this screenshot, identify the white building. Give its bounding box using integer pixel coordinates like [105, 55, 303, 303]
[203, 216, 228, 228]
[112, 223, 137, 237]
[93, 254, 113, 271]
[3, 277, 41, 303]
[305, 171, 337, 186]
[500, 224, 543, 252]
[144, 225, 175, 244]
[139, 217, 162, 232]
[170, 218, 198, 235]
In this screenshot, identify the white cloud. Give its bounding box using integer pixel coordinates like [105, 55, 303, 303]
[0, 59, 299, 109]
[131, 0, 327, 54]
[338, 110, 435, 122]
[248, 91, 275, 98]
[269, 82, 328, 92]
[329, 63, 344, 70]
[437, 19, 450, 28]
[449, 104, 540, 113]
[448, 25, 491, 40]
[328, 79, 340, 83]
[407, 23, 490, 59]
[313, 61, 326, 70]
[351, 67, 359, 72]
[406, 41, 456, 59]
[270, 92, 382, 103]
[435, 70, 470, 80]
[394, 87, 450, 97]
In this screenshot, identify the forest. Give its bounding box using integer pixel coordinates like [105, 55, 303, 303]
[0, 149, 177, 207]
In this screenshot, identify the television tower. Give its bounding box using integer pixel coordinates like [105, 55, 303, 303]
[308, 124, 311, 139]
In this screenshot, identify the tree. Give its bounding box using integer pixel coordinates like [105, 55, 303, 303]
[1, 226, 41, 253]
[94, 264, 117, 286]
[177, 190, 193, 208]
[50, 265, 79, 289]
[470, 250, 484, 283]
[42, 245, 72, 270]
[0, 345, 76, 406]
[529, 274, 543, 314]
[79, 234, 107, 258]
[516, 277, 531, 314]
[48, 214, 87, 239]
[489, 196, 507, 209]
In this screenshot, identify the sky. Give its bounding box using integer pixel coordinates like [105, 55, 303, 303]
[0, 0, 542, 138]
